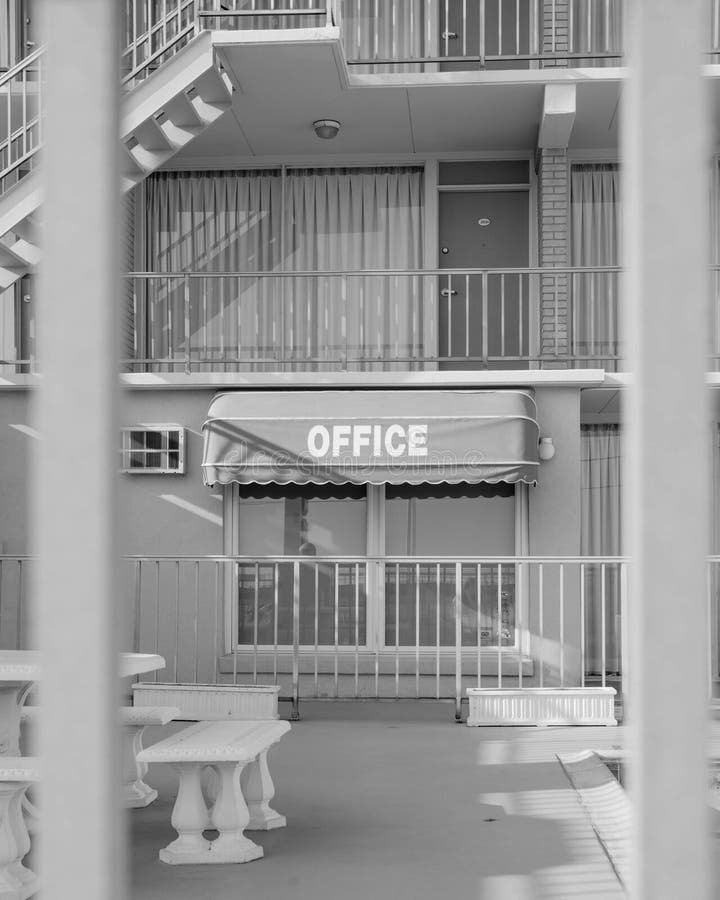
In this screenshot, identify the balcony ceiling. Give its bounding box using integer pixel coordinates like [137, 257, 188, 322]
[166, 37, 623, 166]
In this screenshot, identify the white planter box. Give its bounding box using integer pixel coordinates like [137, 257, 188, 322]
[466, 687, 617, 726]
[132, 683, 280, 721]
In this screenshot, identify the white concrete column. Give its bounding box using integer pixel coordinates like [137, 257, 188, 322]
[623, 1, 712, 898]
[33, 1, 124, 899]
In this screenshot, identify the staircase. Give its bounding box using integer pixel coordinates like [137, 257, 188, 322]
[0, 26, 234, 294]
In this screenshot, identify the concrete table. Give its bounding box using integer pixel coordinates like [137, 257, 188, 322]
[0, 650, 165, 756]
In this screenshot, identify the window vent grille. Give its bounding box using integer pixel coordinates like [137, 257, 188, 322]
[121, 426, 186, 474]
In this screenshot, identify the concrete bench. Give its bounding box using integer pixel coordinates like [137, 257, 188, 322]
[137, 719, 291, 865]
[0, 758, 39, 899]
[121, 706, 180, 808]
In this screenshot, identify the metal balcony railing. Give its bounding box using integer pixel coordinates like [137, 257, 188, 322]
[0, 554, 632, 719]
[118, 266, 622, 374]
[0, 46, 43, 197]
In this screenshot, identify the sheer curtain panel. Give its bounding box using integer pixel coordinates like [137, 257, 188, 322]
[284, 167, 424, 370]
[581, 424, 623, 675]
[144, 170, 282, 371]
[570, 163, 620, 369]
[141, 167, 424, 371]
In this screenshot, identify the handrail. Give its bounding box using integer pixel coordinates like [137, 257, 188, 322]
[0, 45, 44, 91]
[0, 46, 44, 194]
[125, 265, 622, 278]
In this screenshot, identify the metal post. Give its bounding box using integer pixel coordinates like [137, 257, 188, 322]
[34, 1, 124, 898]
[623, 1, 711, 897]
[291, 560, 300, 721]
[454, 561, 462, 721]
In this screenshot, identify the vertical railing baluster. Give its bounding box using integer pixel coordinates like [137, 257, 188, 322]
[479, 0, 486, 66]
[559, 563, 565, 687]
[444, 0, 449, 56]
[601, 562, 607, 688]
[465, 273, 470, 361]
[455, 561, 463, 721]
[569, 0, 574, 54]
[446, 274, 453, 360]
[233, 561, 240, 685]
[354, 562, 360, 699]
[554, 275, 559, 358]
[552, 0, 556, 54]
[252, 564, 259, 686]
[395, 563, 400, 699]
[476, 563, 482, 688]
[273, 562, 279, 686]
[154, 560, 160, 682]
[500, 273, 506, 360]
[517, 561, 523, 688]
[497, 0, 502, 54]
[16, 560, 22, 650]
[415, 562, 420, 698]
[482, 271, 489, 364]
[214, 561, 220, 685]
[314, 564, 319, 698]
[515, 0, 520, 55]
[580, 561, 586, 688]
[462, 0, 467, 58]
[374, 562, 379, 699]
[334, 562, 339, 699]
[193, 560, 200, 684]
[496, 563, 502, 690]
[539, 562, 544, 688]
[174, 559, 180, 682]
[134, 560, 142, 653]
[292, 560, 300, 721]
[436, 563, 441, 700]
[519, 274, 524, 360]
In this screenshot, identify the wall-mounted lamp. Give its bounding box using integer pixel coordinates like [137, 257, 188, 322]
[538, 436, 556, 461]
[313, 119, 341, 139]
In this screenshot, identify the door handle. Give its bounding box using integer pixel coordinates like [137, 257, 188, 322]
[440, 289, 458, 297]
[442, 31, 458, 39]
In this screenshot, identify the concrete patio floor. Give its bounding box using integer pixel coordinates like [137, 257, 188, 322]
[129, 701, 638, 900]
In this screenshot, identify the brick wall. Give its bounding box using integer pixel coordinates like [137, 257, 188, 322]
[542, 0, 569, 67]
[537, 149, 569, 364]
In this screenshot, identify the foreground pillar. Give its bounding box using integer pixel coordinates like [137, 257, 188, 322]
[34, 1, 123, 898]
[623, 1, 711, 898]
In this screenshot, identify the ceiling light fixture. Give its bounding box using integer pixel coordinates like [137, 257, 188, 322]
[313, 119, 341, 139]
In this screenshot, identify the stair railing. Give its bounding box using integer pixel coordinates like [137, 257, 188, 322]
[0, 46, 44, 199]
[121, 0, 198, 88]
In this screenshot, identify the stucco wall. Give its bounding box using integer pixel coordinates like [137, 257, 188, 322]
[118, 388, 223, 557]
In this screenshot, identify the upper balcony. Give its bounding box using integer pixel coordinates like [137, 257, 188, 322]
[122, 0, 626, 88]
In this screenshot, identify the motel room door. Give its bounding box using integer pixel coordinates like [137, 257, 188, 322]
[439, 0, 532, 71]
[438, 190, 530, 369]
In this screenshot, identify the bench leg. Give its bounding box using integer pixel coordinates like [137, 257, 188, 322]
[121, 724, 157, 809]
[207, 762, 263, 864]
[242, 749, 286, 830]
[159, 764, 212, 865]
[0, 781, 37, 899]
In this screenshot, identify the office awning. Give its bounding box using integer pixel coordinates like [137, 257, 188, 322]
[202, 390, 539, 487]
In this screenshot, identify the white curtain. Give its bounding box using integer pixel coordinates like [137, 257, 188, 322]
[581, 425, 623, 675]
[570, 163, 620, 370]
[570, 0, 623, 66]
[143, 167, 424, 371]
[340, 0, 426, 73]
[284, 167, 424, 370]
[145, 170, 282, 371]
